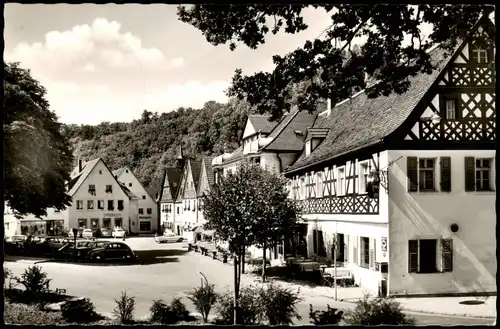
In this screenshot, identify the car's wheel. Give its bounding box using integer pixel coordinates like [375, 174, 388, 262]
[177, 238, 184, 242]
[92, 253, 104, 262]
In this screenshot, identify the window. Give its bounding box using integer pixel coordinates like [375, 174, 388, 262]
[465, 157, 493, 192]
[359, 162, 369, 194]
[91, 218, 99, 230]
[102, 218, 111, 229]
[472, 45, 488, 63]
[408, 239, 453, 273]
[147, 208, 152, 215]
[87, 200, 94, 210]
[142, 195, 146, 200]
[445, 99, 456, 120]
[126, 170, 129, 173]
[76, 200, 83, 210]
[54, 209, 60, 213]
[78, 218, 87, 228]
[316, 172, 323, 198]
[360, 237, 370, 268]
[99, 170, 102, 175]
[140, 221, 151, 231]
[129, 183, 132, 187]
[105, 185, 112, 193]
[88, 184, 96, 194]
[177, 207, 180, 214]
[305, 140, 312, 156]
[419, 159, 435, 191]
[117, 200, 124, 211]
[139, 208, 144, 214]
[114, 218, 122, 228]
[300, 177, 306, 200]
[187, 201, 191, 211]
[97, 200, 104, 210]
[107, 200, 114, 211]
[337, 167, 345, 195]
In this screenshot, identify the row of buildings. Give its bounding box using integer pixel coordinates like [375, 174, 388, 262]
[4, 159, 159, 236]
[159, 17, 496, 297]
[4, 17, 495, 297]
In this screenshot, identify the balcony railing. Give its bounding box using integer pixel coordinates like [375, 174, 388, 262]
[295, 194, 379, 214]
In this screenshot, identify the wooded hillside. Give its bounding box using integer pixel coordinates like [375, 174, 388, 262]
[61, 99, 252, 195]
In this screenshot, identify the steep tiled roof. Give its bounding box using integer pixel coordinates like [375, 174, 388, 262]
[285, 46, 453, 173]
[261, 107, 318, 152]
[222, 146, 244, 165]
[203, 156, 215, 186]
[248, 115, 279, 134]
[112, 167, 127, 178]
[67, 158, 101, 196]
[163, 168, 183, 202]
[191, 160, 203, 192]
[120, 184, 139, 200]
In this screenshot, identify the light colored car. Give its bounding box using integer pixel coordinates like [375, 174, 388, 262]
[82, 229, 94, 239]
[155, 232, 184, 243]
[112, 227, 126, 238]
[101, 228, 111, 237]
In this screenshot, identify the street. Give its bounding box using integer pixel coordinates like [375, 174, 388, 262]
[4, 238, 495, 325]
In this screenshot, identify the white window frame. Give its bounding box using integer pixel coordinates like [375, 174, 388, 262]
[305, 140, 312, 156]
[358, 161, 370, 194]
[337, 166, 346, 196]
[76, 200, 83, 211]
[418, 158, 437, 192]
[300, 177, 306, 200]
[316, 172, 323, 198]
[475, 158, 493, 191]
[445, 99, 456, 120]
[472, 45, 488, 63]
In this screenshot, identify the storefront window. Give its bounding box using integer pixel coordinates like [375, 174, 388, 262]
[114, 218, 123, 228]
[78, 218, 87, 228]
[91, 219, 99, 230]
[102, 218, 111, 229]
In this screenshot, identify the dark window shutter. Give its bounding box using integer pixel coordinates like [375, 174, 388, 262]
[313, 229, 318, 254]
[407, 157, 418, 192]
[441, 239, 453, 272]
[440, 157, 452, 192]
[344, 234, 349, 262]
[408, 240, 419, 273]
[464, 157, 476, 192]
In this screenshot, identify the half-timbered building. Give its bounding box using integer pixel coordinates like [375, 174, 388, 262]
[197, 156, 215, 224]
[158, 148, 184, 234]
[283, 17, 496, 296]
[175, 158, 203, 235]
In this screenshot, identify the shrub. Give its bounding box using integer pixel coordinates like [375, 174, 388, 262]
[259, 282, 302, 325]
[309, 304, 343, 325]
[4, 267, 13, 288]
[170, 297, 191, 321]
[113, 291, 136, 324]
[215, 285, 263, 325]
[13, 265, 51, 302]
[149, 297, 191, 324]
[187, 273, 217, 323]
[4, 302, 66, 325]
[343, 294, 416, 325]
[61, 298, 100, 323]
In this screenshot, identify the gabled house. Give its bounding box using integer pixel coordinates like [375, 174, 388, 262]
[175, 158, 203, 235]
[283, 17, 496, 296]
[196, 156, 215, 224]
[113, 166, 158, 233]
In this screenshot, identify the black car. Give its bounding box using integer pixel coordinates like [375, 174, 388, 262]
[87, 241, 138, 262]
[56, 240, 107, 260]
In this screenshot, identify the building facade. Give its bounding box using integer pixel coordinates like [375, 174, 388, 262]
[196, 156, 215, 224]
[114, 166, 158, 233]
[175, 159, 202, 234]
[283, 17, 496, 296]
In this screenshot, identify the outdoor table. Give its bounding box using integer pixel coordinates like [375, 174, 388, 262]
[298, 261, 321, 272]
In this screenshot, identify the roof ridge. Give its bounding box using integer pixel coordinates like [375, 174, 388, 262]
[260, 108, 300, 151]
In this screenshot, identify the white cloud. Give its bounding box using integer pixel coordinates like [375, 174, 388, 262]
[4, 18, 183, 75]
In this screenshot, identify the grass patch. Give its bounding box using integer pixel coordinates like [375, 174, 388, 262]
[4, 302, 67, 325]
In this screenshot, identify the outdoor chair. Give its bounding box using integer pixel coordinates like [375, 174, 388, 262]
[320, 267, 335, 287]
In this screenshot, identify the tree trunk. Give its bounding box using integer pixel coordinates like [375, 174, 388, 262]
[262, 240, 267, 283]
[234, 255, 239, 325]
[242, 247, 246, 274]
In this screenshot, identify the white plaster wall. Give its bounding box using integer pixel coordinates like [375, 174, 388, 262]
[69, 161, 131, 232]
[179, 198, 198, 227]
[387, 149, 496, 295]
[116, 169, 158, 232]
[260, 152, 281, 173]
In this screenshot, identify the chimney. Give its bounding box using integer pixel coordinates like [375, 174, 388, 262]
[78, 159, 83, 172]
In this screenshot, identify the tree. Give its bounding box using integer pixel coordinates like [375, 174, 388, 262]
[177, 4, 495, 121]
[202, 161, 300, 324]
[249, 168, 301, 283]
[3, 62, 73, 217]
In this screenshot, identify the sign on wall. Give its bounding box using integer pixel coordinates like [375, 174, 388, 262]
[381, 237, 387, 252]
[103, 213, 122, 217]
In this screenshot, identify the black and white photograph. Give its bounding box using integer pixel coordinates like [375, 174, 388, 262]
[3, 3, 496, 325]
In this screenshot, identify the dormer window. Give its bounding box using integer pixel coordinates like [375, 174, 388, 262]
[305, 140, 312, 156]
[472, 45, 488, 64]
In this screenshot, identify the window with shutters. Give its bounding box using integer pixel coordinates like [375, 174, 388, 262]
[440, 157, 452, 192]
[408, 238, 452, 273]
[407, 157, 437, 192]
[476, 158, 492, 191]
[360, 236, 370, 268]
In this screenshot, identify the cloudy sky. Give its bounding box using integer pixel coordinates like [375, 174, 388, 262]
[4, 4, 334, 125]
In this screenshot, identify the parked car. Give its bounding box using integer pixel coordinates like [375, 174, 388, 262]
[112, 228, 126, 238]
[82, 229, 94, 239]
[56, 240, 108, 260]
[155, 232, 184, 243]
[5, 235, 27, 243]
[101, 228, 111, 237]
[87, 241, 137, 262]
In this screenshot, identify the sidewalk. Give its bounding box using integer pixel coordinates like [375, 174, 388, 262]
[4, 256, 53, 264]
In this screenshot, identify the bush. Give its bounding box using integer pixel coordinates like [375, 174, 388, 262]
[187, 273, 217, 323]
[13, 265, 51, 302]
[309, 304, 344, 325]
[259, 282, 302, 325]
[61, 298, 100, 323]
[215, 285, 263, 325]
[4, 302, 66, 324]
[170, 297, 191, 321]
[149, 297, 191, 324]
[113, 291, 136, 324]
[4, 267, 13, 288]
[343, 294, 416, 325]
